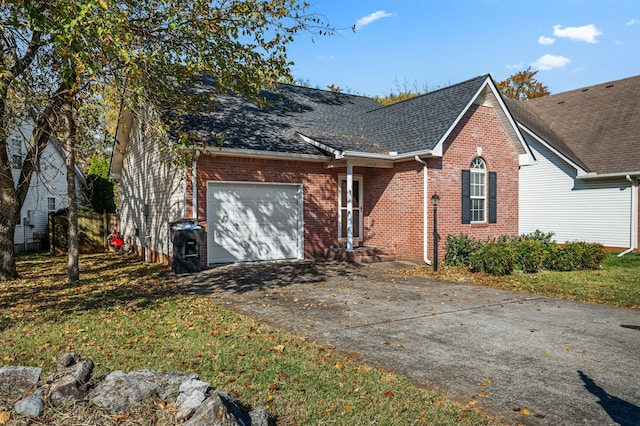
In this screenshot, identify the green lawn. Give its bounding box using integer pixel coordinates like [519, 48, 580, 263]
[409, 252, 640, 308]
[1, 253, 500, 425]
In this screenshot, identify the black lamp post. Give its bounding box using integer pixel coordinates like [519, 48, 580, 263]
[431, 194, 440, 272]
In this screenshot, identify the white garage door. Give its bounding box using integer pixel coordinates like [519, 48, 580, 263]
[206, 181, 304, 264]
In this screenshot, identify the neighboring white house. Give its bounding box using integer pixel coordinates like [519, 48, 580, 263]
[509, 75, 640, 253]
[7, 121, 87, 252]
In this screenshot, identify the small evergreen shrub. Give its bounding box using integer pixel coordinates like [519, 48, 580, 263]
[519, 229, 555, 244]
[469, 239, 515, 276]
[444, 234, 482, 266]
[543, 244, 575, 271]
[542, 242, 607, 271]
[564, 241, 608, 270]
[513, 238, 545, 273]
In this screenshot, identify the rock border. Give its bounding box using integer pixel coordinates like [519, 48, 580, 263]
[0, 353, 267, 425]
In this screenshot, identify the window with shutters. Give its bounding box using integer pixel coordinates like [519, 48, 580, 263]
[470, 158, 486, 222]
[462, 158, 496, 224]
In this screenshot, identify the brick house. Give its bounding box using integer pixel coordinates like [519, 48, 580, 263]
[109, 74, 534, 266]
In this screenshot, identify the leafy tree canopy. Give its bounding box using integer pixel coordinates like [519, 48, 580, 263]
[496, 67, 550, 100]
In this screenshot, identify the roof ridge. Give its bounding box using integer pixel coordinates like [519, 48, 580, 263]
[276, 82, 376, 101]
[365, 74, 490, 113]
[527, 74, 640, 102]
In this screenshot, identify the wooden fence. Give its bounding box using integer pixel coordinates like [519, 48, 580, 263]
[49, 212, 119, 255]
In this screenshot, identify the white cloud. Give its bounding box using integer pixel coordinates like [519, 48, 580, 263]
[355, 11, 393, 30]
[532, 54, 571, 71]
[538, 36, 555, 45]
[506, 63, 524, 69]
[553, 24, 602, 43]
[627, 18, 639, 26]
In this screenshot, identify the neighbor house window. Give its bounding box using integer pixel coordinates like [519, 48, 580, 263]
[47, 197, 56, 212]
[12, 154, 22, 169]
[462, 158, 496, 224]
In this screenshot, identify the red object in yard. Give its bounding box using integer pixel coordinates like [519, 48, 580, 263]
[109, 228, 123, 251]
[111, 236, 123, 248]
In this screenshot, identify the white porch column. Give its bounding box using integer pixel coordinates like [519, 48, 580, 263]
[346, 163, 354, 252]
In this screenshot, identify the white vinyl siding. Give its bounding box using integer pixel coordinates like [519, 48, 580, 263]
[519, 132, 632, 247]
[8, 121, 85, 251]
[118, 108, 186, 258]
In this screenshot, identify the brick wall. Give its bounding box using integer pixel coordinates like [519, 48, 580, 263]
[191, 155, 340, 262]
[366, 104, 520, 262]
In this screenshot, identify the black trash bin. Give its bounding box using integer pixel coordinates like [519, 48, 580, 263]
[170, 219, 204, 274]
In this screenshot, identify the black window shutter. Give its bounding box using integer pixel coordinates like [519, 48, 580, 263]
[461, 170, 471, 224]
[489, 172, 497, 224]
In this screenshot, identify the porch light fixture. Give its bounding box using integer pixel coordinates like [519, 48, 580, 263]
[431, 194, 440, 272]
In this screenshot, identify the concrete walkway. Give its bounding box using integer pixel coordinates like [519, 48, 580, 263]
[179, 260, 640, 426]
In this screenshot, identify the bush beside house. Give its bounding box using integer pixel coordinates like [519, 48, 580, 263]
[445, 231, 608, 276]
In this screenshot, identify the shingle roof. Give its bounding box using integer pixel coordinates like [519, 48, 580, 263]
[174, 74, 491, 156]
[175, 76, 381, 156]
[361, 75, 489, 153]
[510, 75, 640, 174]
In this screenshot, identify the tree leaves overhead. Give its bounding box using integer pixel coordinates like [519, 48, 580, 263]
[496, 67, 550, 100]
[0, 0, 332, 280]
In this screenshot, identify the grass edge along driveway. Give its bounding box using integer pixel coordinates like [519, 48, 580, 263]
[1, 253, 501, 426]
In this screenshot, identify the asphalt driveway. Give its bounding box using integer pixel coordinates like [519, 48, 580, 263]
[178, 260, 640, 426]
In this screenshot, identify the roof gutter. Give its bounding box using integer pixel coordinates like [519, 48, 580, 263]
[342, 149, 434, 162]
[577, 171, 640, 180]
[195, 145, 330, 162]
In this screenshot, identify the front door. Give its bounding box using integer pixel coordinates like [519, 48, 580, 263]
[338, 176, 363, 241]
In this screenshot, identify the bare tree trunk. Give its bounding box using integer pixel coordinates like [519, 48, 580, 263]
[62, 100, 79, 283]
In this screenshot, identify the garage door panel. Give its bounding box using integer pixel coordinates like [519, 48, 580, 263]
[207, 182, 303, 264]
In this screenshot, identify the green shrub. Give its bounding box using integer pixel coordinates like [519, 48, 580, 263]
[513, 238, 545, 273]
[542, 242, 607, 271]
[469, 239, 515, 276]
[519, 229, 555, 244]
[444, 234, 482, 266]
[565, 241, 608, 270]
[542, 244, 574, 271]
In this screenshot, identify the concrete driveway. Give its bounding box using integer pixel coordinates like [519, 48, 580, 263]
[179, 260, 640, 426]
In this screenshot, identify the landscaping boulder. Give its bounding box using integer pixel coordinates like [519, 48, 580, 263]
[184, 390, 268, 426]
[176, 379, 213, 421]
[91, 369, 198, 413]
[2, 353, 269, 424]
[0, 366, 41, 411]
[14, 388, 44, 418]
[47, 352, 94, 407]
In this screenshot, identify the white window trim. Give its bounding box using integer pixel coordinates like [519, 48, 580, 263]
[338, 174, 363, 241]
[470, 158, 486, 223]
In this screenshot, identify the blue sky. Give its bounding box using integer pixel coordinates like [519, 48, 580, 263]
[287, 0, 640, 97]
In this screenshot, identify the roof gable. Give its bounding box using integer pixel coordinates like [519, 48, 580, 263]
[360, 75, 489, 154]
